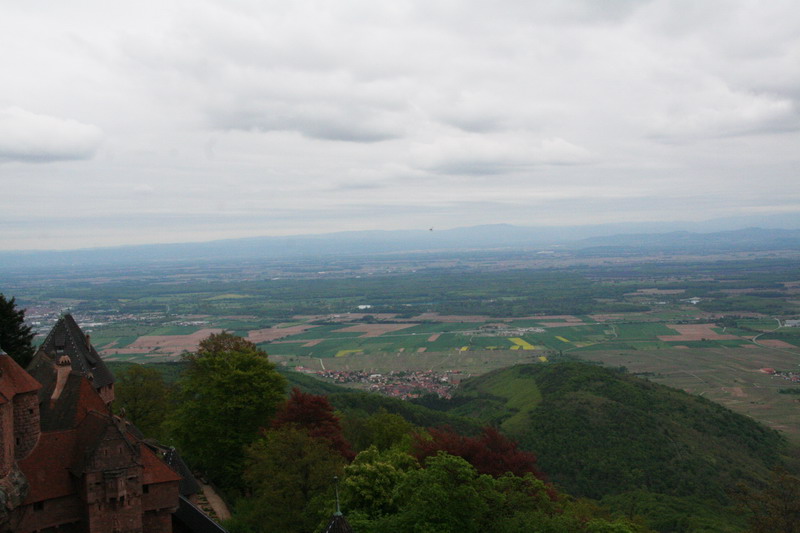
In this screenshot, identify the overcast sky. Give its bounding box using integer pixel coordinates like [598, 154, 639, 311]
[1, 0, 799, 250]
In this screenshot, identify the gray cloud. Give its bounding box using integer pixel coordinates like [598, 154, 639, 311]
[208, 99, 405, 142]
[0, 0, 799, 249]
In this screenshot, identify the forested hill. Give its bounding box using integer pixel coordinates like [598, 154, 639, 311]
[417, 362, 794, 531]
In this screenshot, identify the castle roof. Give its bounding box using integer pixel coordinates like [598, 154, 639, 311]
[35, 313, 114, 388]
[19, 429, 78, 502]
[34, 370, 109, 431]
[140, 441, 183, 485]
[0, 353, 41, 404]
[20, 410, 182, 505]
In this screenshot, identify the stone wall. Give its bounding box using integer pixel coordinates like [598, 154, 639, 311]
[12, 392, 39, 460]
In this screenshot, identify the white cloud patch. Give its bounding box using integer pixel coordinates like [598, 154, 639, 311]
[0, 107, 103, 163]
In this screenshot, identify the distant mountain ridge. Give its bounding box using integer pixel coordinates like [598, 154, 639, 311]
[3, 220, 800, 270]
[569, 227, 800, 252]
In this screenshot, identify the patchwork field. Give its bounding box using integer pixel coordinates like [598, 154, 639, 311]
[102, 328, 223, 357]
[96, 311, 800, 364]
[85, 305, 800, 443]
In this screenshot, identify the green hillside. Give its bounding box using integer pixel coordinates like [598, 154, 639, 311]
[432, 362, 793, 532]
[448, 365, 542, 434]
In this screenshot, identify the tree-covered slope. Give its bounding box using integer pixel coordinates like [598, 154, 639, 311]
[449, 363, 786, 499]
[520, 364, 785, 500]
[422, 362, 793, 531]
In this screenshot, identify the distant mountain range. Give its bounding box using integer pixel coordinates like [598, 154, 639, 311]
[3, 220, 800, 270]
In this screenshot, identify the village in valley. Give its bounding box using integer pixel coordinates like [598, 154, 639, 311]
[297, 368, 464, 399]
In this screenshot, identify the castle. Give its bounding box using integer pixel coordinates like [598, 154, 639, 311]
[0, 314, 223, 533]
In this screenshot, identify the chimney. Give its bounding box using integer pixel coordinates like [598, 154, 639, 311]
[51, 355, 72, 402]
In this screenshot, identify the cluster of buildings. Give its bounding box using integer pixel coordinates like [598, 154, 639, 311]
[762, 367, 800, 383]
[299, 368, 463, 399]
[0, 314, 224, 533]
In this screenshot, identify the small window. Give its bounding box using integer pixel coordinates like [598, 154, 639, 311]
[28, 408, 34, 414]
[15, 437, 20, 446]
[143, 485, 150, 494]
[33, 501, 44, 511]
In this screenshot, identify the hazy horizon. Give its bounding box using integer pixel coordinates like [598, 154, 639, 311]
[2, 1, 799, 251]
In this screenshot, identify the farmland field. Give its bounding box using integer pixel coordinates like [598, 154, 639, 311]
[5, 250, 800, 440]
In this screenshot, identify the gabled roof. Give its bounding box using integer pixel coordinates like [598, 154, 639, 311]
[140, 444, 182, 485]
[71, 411, 139, 474]
[0, 353, 40, 404]
[35, 314, 114, 388]
[36, 371, 110, 431]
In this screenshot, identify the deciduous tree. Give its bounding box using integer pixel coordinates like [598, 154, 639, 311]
[115, 364, 171, 439]
[735, 469, 800, 533]
[342, 408, 415, 453]
[341, 446, 419, 520]
[169, 332, 286, 489]
[413, 426, 544, 479]
[232, 427, 346, 533]
[272, 388, 353, 459]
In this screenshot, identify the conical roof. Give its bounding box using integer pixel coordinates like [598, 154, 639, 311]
[323, 513, 354, 533]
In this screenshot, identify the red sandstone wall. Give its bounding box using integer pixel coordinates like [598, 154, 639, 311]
[143, 509, 174, 533]
[14, 495, 83, 533]
[142, 481, 180, 513]
[0, 403, 13, 476]
[99, 383, 115, 404]
[13, 391, 40, 460]
[86, 498, 144, 533]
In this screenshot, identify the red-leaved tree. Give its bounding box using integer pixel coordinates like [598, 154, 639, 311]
[271, 388, 354, 460]
[413, 426, 545, 480]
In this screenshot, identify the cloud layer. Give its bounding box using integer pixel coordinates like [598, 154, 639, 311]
[0, 0, 799, 249]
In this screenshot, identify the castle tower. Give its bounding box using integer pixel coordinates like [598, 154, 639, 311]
[0, 352, 41, 474]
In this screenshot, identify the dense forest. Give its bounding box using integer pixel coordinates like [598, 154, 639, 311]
[420, 364, 795, 532]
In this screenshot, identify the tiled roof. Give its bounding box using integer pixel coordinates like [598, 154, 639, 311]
[141, 443, 182, 485]
[0, 353, 41, 404]
[36, 372, 110, 431]
[19, 429, 78, 503]
[36, 314, 114, 388]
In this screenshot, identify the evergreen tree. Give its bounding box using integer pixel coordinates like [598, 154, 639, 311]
[0, 293, 35, 367]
